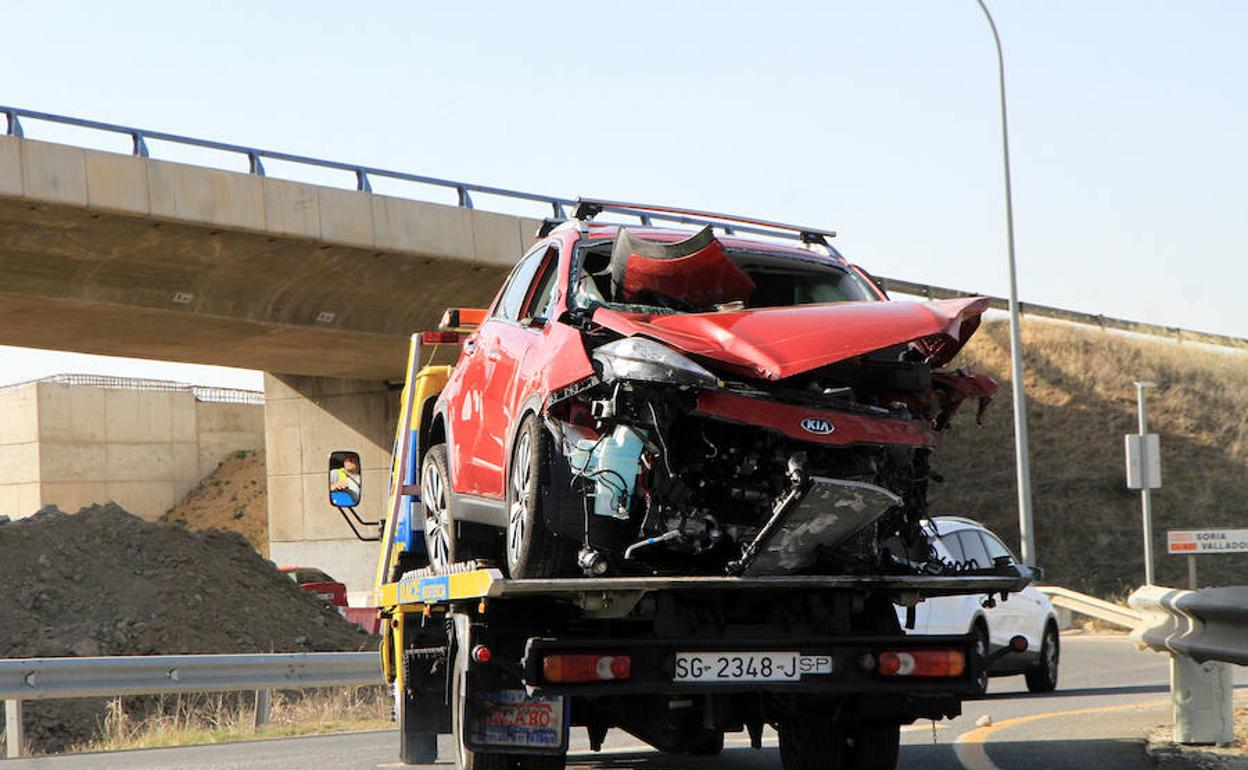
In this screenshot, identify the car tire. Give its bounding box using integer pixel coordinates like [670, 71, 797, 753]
[505, 416, 576, 578]
[421, 445, 475, 572]
[1025, 624, 1060, 693]
[970, 621, 989, 696]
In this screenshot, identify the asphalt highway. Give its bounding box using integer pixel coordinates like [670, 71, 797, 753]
[10, 634, 1245, 770]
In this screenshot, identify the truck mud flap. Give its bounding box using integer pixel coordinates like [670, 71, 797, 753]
[741, 477, 902, 576]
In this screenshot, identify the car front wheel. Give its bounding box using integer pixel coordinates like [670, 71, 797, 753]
[505, 416, 575, 578]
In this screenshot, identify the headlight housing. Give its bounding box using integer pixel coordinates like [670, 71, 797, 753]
[592, 337, 723, 389]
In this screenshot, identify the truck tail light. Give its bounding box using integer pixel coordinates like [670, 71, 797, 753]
[877, 650, 965, 678]
[421, 331, 465, 345]
[543, 654, 631, 683]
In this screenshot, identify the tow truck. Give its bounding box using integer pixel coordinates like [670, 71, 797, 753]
[329, 325, 1031, 770]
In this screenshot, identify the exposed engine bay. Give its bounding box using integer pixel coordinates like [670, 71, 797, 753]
[539, 227, 1001, 579]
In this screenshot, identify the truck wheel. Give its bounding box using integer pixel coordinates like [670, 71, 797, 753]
[422, 445, 469, 572]
[687, 729, 725, 756]
[451, 636, 510, 770]
[1025, 624, 1060, 693]
[505, 416, 576, 578]
[844, 722, 900, 770]
[779, 720, 844, 770]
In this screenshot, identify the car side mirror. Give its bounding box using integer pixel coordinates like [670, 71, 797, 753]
[328, 450, 362, 508]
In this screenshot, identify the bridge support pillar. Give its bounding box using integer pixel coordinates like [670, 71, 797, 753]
[1170, 653, 1234, 745]
[263, 373, 400, 601]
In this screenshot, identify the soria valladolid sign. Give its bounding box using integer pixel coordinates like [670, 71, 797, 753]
[1167, 529, 1248, 555]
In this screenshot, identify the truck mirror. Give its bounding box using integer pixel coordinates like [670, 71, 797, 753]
[329, 450, 362, 508]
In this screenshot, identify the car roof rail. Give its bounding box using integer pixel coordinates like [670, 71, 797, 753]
[573, 197, 841, 255]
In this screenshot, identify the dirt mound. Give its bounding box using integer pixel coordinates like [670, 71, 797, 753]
[931, 319, 1248, 597]
[163, 449, 268, 555]
[0, 502, 372, 754]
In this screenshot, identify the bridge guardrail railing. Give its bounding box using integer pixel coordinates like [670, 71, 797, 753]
[0, 651, 383, 759]
[2, 105, 1246, 351]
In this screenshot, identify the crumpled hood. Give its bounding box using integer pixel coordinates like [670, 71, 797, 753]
[591, 297, 989, 381]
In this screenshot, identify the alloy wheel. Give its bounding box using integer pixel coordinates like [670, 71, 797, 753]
[423, 459, 451, 570]
[507, 432, 532, 566]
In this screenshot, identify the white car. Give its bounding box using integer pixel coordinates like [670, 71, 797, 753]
[898, 516, 1059, 694]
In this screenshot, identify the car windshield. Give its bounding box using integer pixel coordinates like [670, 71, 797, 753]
[571, 238, 878, 315]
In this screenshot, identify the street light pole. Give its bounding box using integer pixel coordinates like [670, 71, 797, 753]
[975, 0, 1036, 565]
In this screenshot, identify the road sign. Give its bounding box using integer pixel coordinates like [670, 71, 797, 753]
[1167, 529, 1248, 555]
[1125, 433, 1161, 489]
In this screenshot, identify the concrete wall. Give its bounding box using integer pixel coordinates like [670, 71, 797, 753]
[264, 373, 398, 595]
[0, 383, 41, 518]
[0, 382, 264, 521]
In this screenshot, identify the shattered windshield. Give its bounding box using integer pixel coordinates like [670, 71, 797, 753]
[571, 237, 878, 315]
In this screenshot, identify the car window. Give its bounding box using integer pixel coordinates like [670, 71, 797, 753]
[295, 568, 332, 583]
[521, 246, 560, 324]
[493, 247, 546, 321]
[937, 534, 965, 563]
[954, 531, 992, 569]
[980, 531, 1016, 564]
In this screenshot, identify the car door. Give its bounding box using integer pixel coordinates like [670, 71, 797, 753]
[957, 529, 1029, 650]
[919, 533, 978, 635]
[979, 529, 1047, 650]
[449, 247, 545, 496]
[472, 243, 559, 498]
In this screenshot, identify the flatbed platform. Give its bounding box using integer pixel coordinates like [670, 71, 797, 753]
[380, 566, 1032, 608]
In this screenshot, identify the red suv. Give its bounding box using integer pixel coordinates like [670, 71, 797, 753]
[419, 201, 995, 579]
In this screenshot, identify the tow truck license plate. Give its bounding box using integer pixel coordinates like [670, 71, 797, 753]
[673, 652, 832, 682]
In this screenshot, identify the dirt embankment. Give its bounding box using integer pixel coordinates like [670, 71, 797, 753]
[0, 503, 372, 754]
[162, 449, 267, 555]
[930, 319, 1248, 597]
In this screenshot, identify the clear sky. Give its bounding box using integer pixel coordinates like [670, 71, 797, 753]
[3, 1, 1245, 389]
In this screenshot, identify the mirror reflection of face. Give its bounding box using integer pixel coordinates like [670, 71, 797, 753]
[329, 451, 362, 506]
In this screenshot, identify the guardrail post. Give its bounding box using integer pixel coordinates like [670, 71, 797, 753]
[1170, 653, 1233, 745]
[253, 689, 272, 731]
[3, 111, 22, 138]
[4, 698, 23, 758]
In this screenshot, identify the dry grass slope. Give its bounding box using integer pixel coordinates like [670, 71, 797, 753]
[930, 319, 1248, 597]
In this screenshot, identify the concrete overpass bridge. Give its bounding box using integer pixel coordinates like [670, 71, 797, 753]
[2, 107, 830, 591]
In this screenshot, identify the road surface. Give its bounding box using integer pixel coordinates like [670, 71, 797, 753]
[9, 635, 1245, 770]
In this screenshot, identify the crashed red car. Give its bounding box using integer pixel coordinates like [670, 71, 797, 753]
[419, 203, 996, 579]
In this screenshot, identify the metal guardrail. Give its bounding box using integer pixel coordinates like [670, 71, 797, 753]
[1128, 585, 1248, 666]
[0, 105, 821, 245]
[1036, 585, 1143, 630]
[1127, 584, 1248, 746]
[1, 652, 382, 758]
[3, 105, 1245, 351]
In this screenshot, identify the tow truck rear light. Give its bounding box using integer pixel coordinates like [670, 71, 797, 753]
[542, 654, 631, 683]
[877, 650, 965, 678]
[421, 331, 465, 345]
